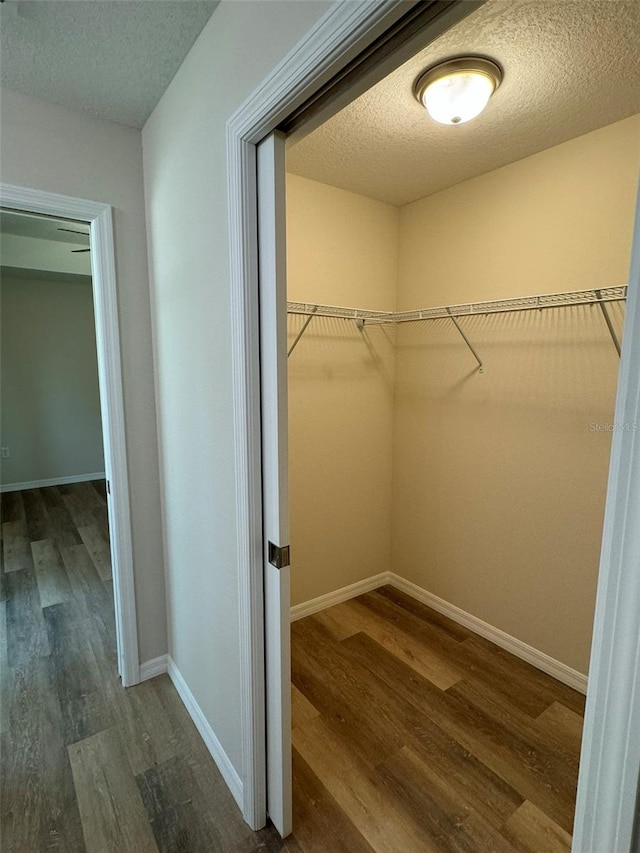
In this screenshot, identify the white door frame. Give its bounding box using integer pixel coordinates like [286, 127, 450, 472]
[572, 182, 640, 853]
[227, 1, 640, 847]
[0, 182, 140, 689]
[258, 131, 293, 837]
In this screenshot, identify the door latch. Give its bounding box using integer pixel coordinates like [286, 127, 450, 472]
[268, 542, 290, 569]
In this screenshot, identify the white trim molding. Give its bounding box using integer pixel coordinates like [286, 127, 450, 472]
[167, 657, 244, 811]
[139, 654, 169, 682]
[389, 575, 587, 694]
[138, 654, 243, 811]
[0, 182, 140, 688]
[573, 185, 640, 853]
[0, 472, 107, 493]
[291, 573, 391, 622]
[291, 572, 587, 694]
[226, 0, 472, 828]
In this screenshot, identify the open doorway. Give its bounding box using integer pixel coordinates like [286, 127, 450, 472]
[0, 209, 117, 692]
[244, 0, 640, 849]
[0, 184, 140, 674]
[0, 189, 144, 845]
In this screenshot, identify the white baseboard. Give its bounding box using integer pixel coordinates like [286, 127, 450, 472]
[290, 571, 587, 695]
[0, 471, 106, 493]
[388, 574, 588, 694]
[291, 572, 391, 621]
[166, 656, 243, 811]
[139, 654, 169, 682]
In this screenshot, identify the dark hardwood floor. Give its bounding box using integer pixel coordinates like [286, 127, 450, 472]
[0, 482, 292, 853]
[291, 590, 585, 853]
[2, 482, 584, 851]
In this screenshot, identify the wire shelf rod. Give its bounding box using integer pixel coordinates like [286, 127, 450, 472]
[286, 285, 627, 326]
[287, 301, 394, 322]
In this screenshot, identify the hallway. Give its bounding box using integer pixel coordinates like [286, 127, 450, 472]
[0, 482, 289, 852]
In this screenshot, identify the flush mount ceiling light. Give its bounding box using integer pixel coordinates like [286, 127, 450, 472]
[414, 56, 502, 126]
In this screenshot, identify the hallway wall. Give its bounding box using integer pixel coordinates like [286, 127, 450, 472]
[0, 87, 167, 662]
[142, 0, 332, 782]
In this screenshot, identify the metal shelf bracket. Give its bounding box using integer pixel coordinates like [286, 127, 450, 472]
[446, 308, 483, 373]
[287, 305, 317, 358]
[595, 289, 622, 358]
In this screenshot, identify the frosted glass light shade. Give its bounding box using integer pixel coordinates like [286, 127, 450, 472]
[414, 58, 502, 126]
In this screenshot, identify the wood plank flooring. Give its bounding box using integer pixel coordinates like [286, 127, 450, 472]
[291, 589, 585, 852]
[2, 482, 585, 851]
[0, 483, 292, 852]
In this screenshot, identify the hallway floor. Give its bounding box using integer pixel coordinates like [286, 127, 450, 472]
[0, 482, 292, 852]
[290, 587, 585, 852]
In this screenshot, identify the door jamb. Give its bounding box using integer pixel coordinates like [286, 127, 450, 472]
[227, 3, 435, 826]
[572, 182, 640, 853]
[227, 1, 640, 847]
[0, 182, 140, 688]
[227, 1, 470, 826]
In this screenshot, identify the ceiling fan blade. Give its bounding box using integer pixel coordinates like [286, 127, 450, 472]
[71, 248, 91, 253]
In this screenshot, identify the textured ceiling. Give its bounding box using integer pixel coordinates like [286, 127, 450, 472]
[287, 0, 640, 207]
[1, 211, 89, 244]
[0, 0, 218, 128]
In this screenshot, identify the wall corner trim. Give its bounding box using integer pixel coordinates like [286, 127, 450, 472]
[290, 572, 393, 621]
[139, 654, 169, 682]
[166, 657, 244, 812]
[290, 572, 588, 695]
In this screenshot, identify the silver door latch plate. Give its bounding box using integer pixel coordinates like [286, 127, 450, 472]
[268, 542, 290, 569]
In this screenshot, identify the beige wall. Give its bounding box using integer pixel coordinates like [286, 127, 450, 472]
[142, 1, 332, 776]
[0, 87, 166, 662]
[1, 272, 104, 486]
[286, 174, 398, 605]
[392, 115, 639, 674]
[397, 115, 640, 310]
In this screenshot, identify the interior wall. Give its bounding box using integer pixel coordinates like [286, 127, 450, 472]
[0, 87, 166, 662]
[397, 115, 640, 309]
[1, 271, 104, 486]
[142, 0, 332, 778]
[392, 115, 640, 674]
[286, 174, 398, 605]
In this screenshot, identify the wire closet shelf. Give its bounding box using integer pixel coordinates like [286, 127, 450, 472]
[287, 285, 627, 366]
[287, 285, 627, 324]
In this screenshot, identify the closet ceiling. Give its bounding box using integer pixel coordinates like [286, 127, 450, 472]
[287, 0, 640, 207]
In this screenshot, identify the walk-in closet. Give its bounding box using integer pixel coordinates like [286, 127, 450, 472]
[283, 1, 640, 849]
